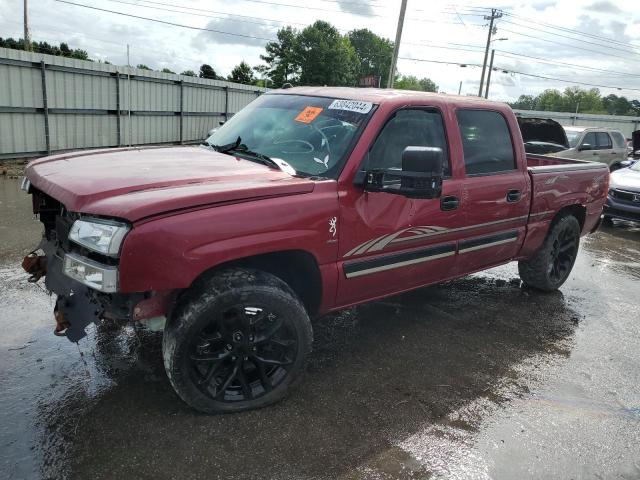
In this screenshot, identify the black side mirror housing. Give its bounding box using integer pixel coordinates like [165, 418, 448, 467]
[579, 143, 592, 151]
[363, 146, 444, 199]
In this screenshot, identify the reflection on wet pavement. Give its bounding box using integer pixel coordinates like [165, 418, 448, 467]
[1, 177, 639, 480]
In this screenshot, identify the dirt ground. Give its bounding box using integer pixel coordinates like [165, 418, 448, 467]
[0, 160, 28, 179]
[1, 177, 639, 480]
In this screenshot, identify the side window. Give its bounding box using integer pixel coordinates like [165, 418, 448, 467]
[456, 110, 516, 175]
[582, 132, 597, 149]
[611, 131, 626, 149]
[368, 109, 450, 176]
[596, 132, 612, 150]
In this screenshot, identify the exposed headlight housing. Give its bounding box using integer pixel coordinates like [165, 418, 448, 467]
[63, 253, 118, 293]
[69, 218, 130, 257]
[21, 177, 31, 192]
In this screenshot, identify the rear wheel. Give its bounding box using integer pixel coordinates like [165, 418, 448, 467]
[518, 215, 581, 291]
[163, 268, 313, 413]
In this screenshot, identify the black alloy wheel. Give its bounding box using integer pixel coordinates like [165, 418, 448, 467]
[547, 223, 579, 284]
[190, 304, 297, 402]
[163, 268, 312, 413]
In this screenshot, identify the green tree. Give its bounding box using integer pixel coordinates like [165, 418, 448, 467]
[395, 75, 438, 92]
[509, 95, 537, 110]
[562, 86, 603, 113]
[535, 89, 564, 111]
[161, 67, 175, 74]
[347, 28, 393, 88]
[294, 21, 359, 86]
[228, 61, 255, 84]
[602, 94, 632, 116]
[136, 64, 152, 70]
[180, 70, 197, 77]
[256, 26, 298, 87]
[199, 64, 218, 79]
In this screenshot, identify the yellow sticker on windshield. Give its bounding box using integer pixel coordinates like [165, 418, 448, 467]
[295, 106, 323, 124]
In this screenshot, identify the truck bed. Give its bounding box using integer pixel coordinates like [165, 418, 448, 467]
[525, 153, 610, 173]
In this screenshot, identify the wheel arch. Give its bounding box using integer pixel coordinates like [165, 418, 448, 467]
[551, 203, 586, 231]
[189, 250, 323, 318]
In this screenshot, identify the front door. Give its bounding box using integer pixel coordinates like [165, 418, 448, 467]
[336, 107, 466, 306]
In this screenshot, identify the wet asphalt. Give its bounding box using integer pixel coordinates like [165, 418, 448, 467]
[1, 176, 639, 480]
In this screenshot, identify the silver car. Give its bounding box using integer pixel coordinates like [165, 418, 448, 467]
[604, 161, 640, 224]
[558, 127, 628, 169]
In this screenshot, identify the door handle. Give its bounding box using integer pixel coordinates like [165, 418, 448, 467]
[441, 195, 459, 211]
[506, 189, 521, 203]
[592, 152, 598, 155]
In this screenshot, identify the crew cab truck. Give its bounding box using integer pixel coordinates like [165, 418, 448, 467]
[21, 87, 608, 413]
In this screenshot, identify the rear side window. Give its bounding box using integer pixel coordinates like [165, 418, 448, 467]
[457, 110, 515, 175]
[596, 132, 612, 150]
[582, 132, 597, 149]
[368, 108, 450, 175]
[610, 131, 626, 149]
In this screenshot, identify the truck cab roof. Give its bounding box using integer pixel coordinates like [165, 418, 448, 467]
[269, 86, 505, 109]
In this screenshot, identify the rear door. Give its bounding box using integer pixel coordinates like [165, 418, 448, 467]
[453, 109, 530, 274]
[336, 107, 466, 305]
[595, 131, 615, 166]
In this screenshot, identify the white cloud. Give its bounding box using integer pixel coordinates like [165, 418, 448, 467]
[0, 0, 638, 101]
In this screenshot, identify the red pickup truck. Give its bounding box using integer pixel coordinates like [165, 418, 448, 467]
[22, 87, 608, 413]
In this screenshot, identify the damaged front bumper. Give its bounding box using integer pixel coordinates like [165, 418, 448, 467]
[24, 240, 174, 342]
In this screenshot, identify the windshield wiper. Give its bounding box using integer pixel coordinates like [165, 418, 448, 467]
[207, 137, 297, 175]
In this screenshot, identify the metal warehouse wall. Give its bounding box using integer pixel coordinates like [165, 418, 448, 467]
[514, 109, 640, 138]
[0, 47, 266, 160]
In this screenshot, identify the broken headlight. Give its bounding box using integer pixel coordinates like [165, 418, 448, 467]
[63, 253, 118, 292]
[69, 218, 130, 257]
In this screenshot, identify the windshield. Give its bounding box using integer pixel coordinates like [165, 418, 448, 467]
[565, 130, 582, 148]
[205, 94, 374, 177]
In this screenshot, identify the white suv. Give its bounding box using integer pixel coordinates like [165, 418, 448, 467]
[558, 126, 628, 169]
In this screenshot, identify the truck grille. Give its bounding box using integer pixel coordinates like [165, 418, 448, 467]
[609, 189, 640, 203]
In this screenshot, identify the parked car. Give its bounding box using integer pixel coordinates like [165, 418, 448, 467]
[517, 117, 569, 155]
[21, 87, 609, 413]
[631, 130, 640, 160]
[604, 160, 640, 224]
[554, 126, 628, 169]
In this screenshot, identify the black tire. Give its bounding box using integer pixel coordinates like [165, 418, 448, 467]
[518, 215, 581, 292]
[162, 268, 313, 414]
[602, 215, 614, 227]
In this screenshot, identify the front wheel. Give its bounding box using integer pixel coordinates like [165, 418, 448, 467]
[163, 268, 313, 413]
[518, 215, 581, 291]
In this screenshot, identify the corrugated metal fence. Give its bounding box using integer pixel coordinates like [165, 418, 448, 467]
[514, 109, 640, 138]
[0, 47, 265, 160]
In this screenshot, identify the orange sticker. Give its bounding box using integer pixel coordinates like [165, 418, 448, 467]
[295, 106, 323, 124]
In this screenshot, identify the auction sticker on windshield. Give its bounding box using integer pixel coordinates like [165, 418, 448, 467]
[328, 99, 373, 114]
[295, 106, 323, 124]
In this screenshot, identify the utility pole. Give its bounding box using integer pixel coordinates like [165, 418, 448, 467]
[478, 8, 502, 97]
[484, 49, 495, 99]
[23, 0, 31, 51]
[387, 0, 408, 89]
[458, 81, 462, 95]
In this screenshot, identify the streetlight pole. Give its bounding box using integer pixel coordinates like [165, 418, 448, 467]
[478, 8, 502, 97]
[484, 49, 495, 99]
[387, 0, 408, 89]
[23, 0, 31, 51]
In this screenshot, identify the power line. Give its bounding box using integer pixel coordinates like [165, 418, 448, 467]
[496, 50, 640, 78]
[494, 66, 640, 92]
[502, 11, 640, 51]
[497, 27, 640, 64]
[399, 56, 482, 68]
[54, 0, 277, 41]
[500, 18, 640, 57]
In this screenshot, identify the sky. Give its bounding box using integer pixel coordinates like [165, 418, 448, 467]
[1, 0, 639, 102]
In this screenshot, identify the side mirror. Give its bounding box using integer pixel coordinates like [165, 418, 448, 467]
[364, 146, 444, 199]
[579, 143, 592, 151]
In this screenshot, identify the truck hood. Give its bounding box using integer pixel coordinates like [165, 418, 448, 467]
[517, 117, 570, 151]
[25, 146, 315, 222]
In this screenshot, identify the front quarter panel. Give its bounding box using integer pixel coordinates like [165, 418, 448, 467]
[118, 181, 339, 294]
